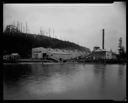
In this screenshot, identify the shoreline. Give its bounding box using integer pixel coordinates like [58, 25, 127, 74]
[3, 58, 127, 64]
[3, 61, 126, 65]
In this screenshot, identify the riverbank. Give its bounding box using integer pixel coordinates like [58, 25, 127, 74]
[3, 58, 127, 64]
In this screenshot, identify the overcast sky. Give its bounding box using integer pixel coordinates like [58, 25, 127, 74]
[3, 2, 126, 53]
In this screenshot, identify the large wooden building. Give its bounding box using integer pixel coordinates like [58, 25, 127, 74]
[32, 47, 88, 61]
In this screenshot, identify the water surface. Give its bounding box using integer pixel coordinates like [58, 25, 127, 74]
[3, 63, 126, 100]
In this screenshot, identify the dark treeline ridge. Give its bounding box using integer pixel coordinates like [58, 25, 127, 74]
[3, 25, 90, 58]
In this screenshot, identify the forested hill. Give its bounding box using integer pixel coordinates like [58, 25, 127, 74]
[3, 25, 91, 58]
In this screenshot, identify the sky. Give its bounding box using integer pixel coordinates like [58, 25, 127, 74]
[3, 2, 126, 53]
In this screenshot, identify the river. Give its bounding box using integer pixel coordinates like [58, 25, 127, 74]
[3, 63, 126, 100]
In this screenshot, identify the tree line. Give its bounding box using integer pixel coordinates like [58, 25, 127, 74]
[3, 24, 90, 58]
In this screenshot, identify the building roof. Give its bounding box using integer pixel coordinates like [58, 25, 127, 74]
[93, 48, 106, 52]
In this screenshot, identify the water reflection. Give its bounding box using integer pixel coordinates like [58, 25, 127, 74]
[93, 64, 106, 89]
[118, 65, 125, 80]
[3, 64, 32, 87]
[22, 64, 94, 96]
[3, 63, 126, 100]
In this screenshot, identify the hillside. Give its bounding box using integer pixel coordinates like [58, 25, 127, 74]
[3, 25, 91, 58]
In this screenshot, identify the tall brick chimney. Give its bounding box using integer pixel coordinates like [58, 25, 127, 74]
[102, 29, 104, 49]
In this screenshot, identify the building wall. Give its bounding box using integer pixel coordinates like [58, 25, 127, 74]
[49, 53, 71, 60]
[92, 51, 114, 60]
[112, 54, 117, 59]
[32, 47, 47, 59]
[106, 51, 112, 59]
[92, 51, 106, 60]
[32, 53, 42, 59]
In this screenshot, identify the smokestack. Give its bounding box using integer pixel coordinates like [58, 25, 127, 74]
[102, 29, 104, 49]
